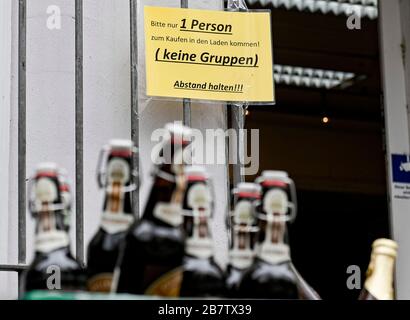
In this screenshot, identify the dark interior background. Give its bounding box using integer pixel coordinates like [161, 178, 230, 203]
[240, 1, 391, 300]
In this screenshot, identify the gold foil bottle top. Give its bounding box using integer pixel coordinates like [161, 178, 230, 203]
[372, 238, 398, 259]
[372, 238, 398, 250]
[364, 238, 398, 300]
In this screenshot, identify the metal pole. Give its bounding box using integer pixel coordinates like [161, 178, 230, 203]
[17, 1, 27, 295]
[224, 107, 232, 247]
[0, 264, 27, 297]
[227, 0, 248, 186]
[181, 0, 191, 127]
[0, 265, 27, 272]
[18, 0, 27, 268]
[231, 105, 246, 186]
[130, 0, 140, 218]
[75, 0, 84, 267]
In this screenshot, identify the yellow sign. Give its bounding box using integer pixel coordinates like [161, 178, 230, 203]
[144, 6, 274, 103]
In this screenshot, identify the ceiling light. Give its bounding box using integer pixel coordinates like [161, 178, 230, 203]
[246, 0, 378, 19]
[273, 64, 357, 89]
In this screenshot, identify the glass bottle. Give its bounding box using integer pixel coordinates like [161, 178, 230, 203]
[179, 166, 224, 297]
[23, 163, 86, 294]
[86, 140, 137, 292]
[114, 123, 192, 296]
[238, 171, 320, 299]
[225, 182, 260, 297]
[359, 238, 398, 300]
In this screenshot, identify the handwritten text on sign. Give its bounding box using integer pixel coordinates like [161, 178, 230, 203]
[144, 7, 274, 102]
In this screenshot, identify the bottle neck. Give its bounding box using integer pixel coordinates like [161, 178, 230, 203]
[365, 254, 396, 300]
[229, 229, 255, 269]
[259, 213, 288, 245]
[100, 181, 134, 234]
[103, 183, 132, 214]
[257, 213, 290, 265]
[229, 197, 258, 269]
[185, 208, 214, 259]
[232, 229, 253, 251]
[35, 209, 70, 253]
[142, 142, 188, 226]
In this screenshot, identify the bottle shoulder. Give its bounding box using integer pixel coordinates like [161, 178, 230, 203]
[239, 259, 321, 299]
[245, 258, 297, 280]
[226, 264, 245, 277]
[24, 247, 86, 292]
[225, 265, 245, 295]
[119, 219, 185, 266]
[182, 256, 224, 279]
[238, 259, 298, 298]
[29, 247, 83, 272]
[88, 228, 127, 250]
[180, 257, 225, 298]
[127, 219, 185, 243]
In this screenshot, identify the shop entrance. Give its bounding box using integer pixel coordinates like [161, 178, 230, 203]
[245, 2, 389, 300]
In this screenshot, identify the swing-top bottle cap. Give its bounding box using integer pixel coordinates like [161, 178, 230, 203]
[255, 171, 291, 187]
[165, 122, 192, 145]
[232, 183, 259, 227]
[261, 171, 289, 180]
[30, 163, 69, 215]
[185, 166, 209, 180]
[234, 183, 261, 198]
[372, 239, 398, 258]
[35, 162, 59, 175]
[109, 139, 134, 150]
[106, 139, 135, 159]
[254, 170, 298, 222]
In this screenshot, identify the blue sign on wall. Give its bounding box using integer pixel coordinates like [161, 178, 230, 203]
[392, 154, 410, 184]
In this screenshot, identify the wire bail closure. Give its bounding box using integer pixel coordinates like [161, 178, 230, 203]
[229, 183, 261, 233]
[255, 173, 298, 223]
[28, 168, 72, 216]
[96, 143, 139, 193]
[182, 167, 216, 219]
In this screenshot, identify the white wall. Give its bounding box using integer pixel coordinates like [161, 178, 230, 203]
[0, 0, 227, 299]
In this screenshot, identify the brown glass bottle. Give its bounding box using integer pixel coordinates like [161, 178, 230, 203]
[114, 123, 192, 296]
[22, 163, 86, 294]
[225, 183, 261, 298]
[238, 171, 320, 299]
[179, 166, 224, 298]
[359, 238, 398, 300]
[86, 140, 136, 293]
